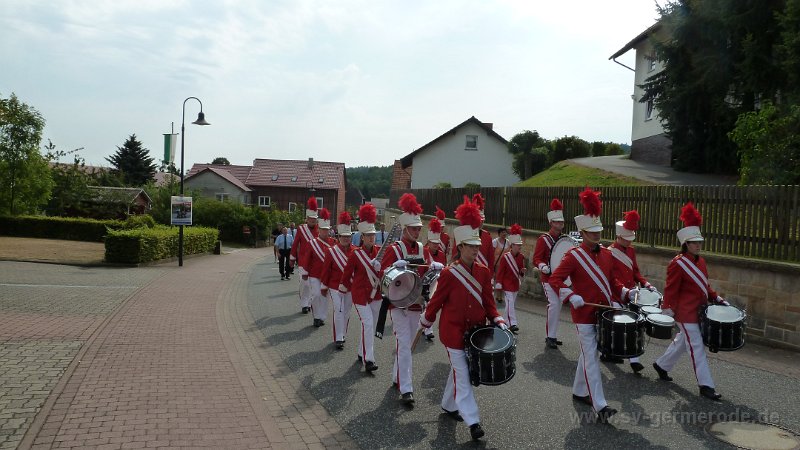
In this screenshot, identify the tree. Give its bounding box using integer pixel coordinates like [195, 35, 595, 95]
[432, 182, 452, 188]
[507, 130, 549, 180]
[43, 140, 92, 216]
[730, 102, 800, 184]
[105, 134, 156, 186]
[463, 182, 481, 189]
[211, 157, 230, 165]
[552, 136, 591, 162]
[591, 141, 607, 157]
[605, 143, 624, 156]
[345, 166, 392, 198]
[0, 92, 53, 215]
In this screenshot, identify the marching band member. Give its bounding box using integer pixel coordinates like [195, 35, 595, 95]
[290, 197, 320, 314]
[549, 188, 636, 423]
[452, 194, 493, 272]
[339, 204, 382, 372]
[420, 197, 507, 441]
[494, 224, 526, 333]
[534, 198, 566, 349]
[380, 194, 442, 405]
[435, 206, 451, 259]
[653, 203, 728, 400]
[607, 210, 658, 372]
[306, 208, 336, 328]
[422, 217, 447, 342]
[321, 211, 355, 349]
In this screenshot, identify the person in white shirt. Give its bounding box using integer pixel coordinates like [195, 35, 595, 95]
[375, 223, 388, 246]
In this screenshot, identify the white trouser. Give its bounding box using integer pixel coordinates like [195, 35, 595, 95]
[655, 322, 714, 388]
[442, 347, 480, 426]
[309, 277, 328, 320]
[298, 270, 311, 308]
[543, 283, 561, 339]
[391, 308, 420, 395]
[330, 290, 352, 342]
[573, 324, 608, 412]
[354, 301, 382, 364]
[503, 291, 518, 326]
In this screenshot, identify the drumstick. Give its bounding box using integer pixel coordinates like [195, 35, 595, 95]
[411, 328, 425, 352]
[405, 263, 430, 268]
[584, 302, 621, 310]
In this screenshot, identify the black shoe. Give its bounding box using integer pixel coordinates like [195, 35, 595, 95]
[572, 394, 592, 406]
[357, 355, 363, 363]
[597, 406, 618, 423]
[546, 338, 558, 349]
[469, 423, 485, 441]
[653, 362, 673, 381]
[285, 276, 290, 280]
[313, 319, 321, 327]
[699, 386, 722, 400]
[509, 325, 519, 333]
[301, 307, 309, 314]
[425, 333, 435, 341]
[335, 341, 344, 350]
[280, 276, 285, 280]
[600, 354, 624, 364]
[401, 392, 415, 404]
[630, 362, 645, 373]
[556, 339, 563, 345]
[392, 381, 399, 389]
[319, 320, 325, 326]
[365, 361, 378, 372]
[441, 408, 464, 422]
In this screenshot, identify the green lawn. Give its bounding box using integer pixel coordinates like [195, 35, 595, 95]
[515, 161, 650, 187]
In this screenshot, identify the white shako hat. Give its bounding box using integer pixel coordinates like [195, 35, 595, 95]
[427, 218, 443, 243]
[615, 210, 639, 241]
[677, 202, 704, 244]
[507, 223, 523, 245]
[357, 203, 377, 234]
[547, 198, 564, 222]
[397, 193, 423, 227]
[305, 196, 319, 219]
[317, 208, 331, 229]
[574, 187, 603, 232]
[454, 196, 482, 245]
[336, 211, 352, 236]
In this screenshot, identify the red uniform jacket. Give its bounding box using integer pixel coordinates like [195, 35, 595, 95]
[320, 244, 354, 290]
[305, 236, 336, 279]
[429, 249, 447, 266]
[439, 231, 450, 255]
[289, 224, 319, 268]
[548, 243, 626, 324]
[532, 232, 560, 283]
[421, 260, 505, 349]
[495, 251, 525, 292]
[340, 245, 381, 305]
[661, 253, 722, 323]
[608, 242, 648, 289]
[380, 238, 432, 311]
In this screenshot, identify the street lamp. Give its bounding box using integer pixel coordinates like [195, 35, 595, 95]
[179, 97, 211, 267]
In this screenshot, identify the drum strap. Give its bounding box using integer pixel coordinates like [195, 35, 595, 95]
[503, 252, 521, 278]
[572, 248, 612, 303]
[541, 233, 555, 250]
[331, 246, 348, 272]
[395, 240, 424, 261]
[676, 256, 708, 298]
[609, 246, 633, 271]
[452, 263, 483, 307]
[308, 237, 329, 262]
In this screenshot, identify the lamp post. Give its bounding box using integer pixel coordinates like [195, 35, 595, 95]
[179, 97, 210, 267]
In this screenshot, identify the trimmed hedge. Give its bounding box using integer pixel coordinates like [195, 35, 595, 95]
[0, 215, 123, 242]
[104, 225, 219, 264]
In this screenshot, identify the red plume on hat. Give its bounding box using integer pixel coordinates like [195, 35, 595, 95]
[623, 210, 640, 231]
[338, 211, 352, 225]
[307, 196, 318, 211]
[435, 206, 446, 220]
[578, 187, 602, 217]
[429, 218, 443, 233]
[680, 202, 702, 227]
[398, 193, 423, 215]
[509, 223, 522, 235]
[472, 193, 485, 210]
[456, 195, 482, 229]
[318, 208, 330, 221]
[550, 198, 563, 211]
[358, 203, 377, 224]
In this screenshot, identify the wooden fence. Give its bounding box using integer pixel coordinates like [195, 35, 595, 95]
[389, 185, 800, 262]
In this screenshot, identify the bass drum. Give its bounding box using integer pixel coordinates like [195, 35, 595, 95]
[549, 236, 580, 286]
[381, 267, 422, 309]
[465, 326, 516, 386]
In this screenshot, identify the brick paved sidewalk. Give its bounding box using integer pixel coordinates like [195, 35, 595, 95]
[21, 249, 356, 450]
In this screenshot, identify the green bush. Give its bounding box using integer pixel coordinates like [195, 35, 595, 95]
[121, 214, 156, 229]
[104, 225, 218, 264]
[0, 215, 123, 241]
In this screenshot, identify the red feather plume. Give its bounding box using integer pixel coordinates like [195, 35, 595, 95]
[680, 202, 702, 227]
[509, 223, 522, 235]
[472, 193, 485, 210]
[306, 196, 318, 210]
[358, 203, 377, 224]
[318, 208, 330, 221]
[456, 196, 482, 229]
[338, 211, 352, 225]
[435, 205, 446, 220]
[623, 210, 640, 231]
[578, 187, 602, 217]
[429, 218, 443, 233]
[398, 193, 423, 215]
[550, 198, 563, 211]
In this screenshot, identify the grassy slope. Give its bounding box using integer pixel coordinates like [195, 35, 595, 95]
[515, 161, 650, 187]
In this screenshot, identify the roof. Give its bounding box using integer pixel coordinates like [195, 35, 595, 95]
[246, 158, 345, 190]
[185, 164, 253, 183]
[399, 116, 508, 169]
[153, 172, 179, 187]
[85, 186, 152, 204]
[185, 167, 252, 192]
[609, 22, 662, 60]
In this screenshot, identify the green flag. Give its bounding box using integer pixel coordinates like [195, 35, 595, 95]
[163, 133, 178, 164]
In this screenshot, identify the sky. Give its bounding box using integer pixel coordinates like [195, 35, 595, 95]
[1, 0, 661, 171]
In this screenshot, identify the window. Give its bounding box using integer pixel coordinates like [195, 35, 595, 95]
[316, 197, 324, 209]
[291, 176, 298, 182]
[288, 202, 298, 212]
[318, 177, 325, 184]
[465, 135, 478, 150]
[271, 174, 279, 181]
[647, 51, 657, 72]
[258, 196, 270, 207]
[645, 98, 655, 121]
[216, 193, 230, 202]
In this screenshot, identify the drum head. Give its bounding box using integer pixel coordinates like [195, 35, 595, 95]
[603, 309, 641, 323]
[705, 305, 744, 323]
[637, 289, 661, 307]
[383, 268, 419, 301]
[469, 327, 513, 353]
[641, 306, 662, 315]
[647, 313, 675, 326]
[549, 236, 579, 285]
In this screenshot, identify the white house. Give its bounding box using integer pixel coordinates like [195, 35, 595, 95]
[610, 23, 672, 166]
[398, 116, 516, 188]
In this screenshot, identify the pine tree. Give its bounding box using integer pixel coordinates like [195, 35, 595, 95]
[106, 134, 156, 186]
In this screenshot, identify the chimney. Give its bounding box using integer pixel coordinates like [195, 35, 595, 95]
[308, 157, 314, 169]
[483, 122, 493, 130]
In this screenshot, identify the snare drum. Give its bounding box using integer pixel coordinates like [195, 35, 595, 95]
[381, 266, 422, 308]
[645, 313, 675, 340]
[597, 310, 645, 358]
[465, 326, 516, 386]
[700, 305, 746, 352]
[640, 306, 662, 316]
[630, 289, 661, 313]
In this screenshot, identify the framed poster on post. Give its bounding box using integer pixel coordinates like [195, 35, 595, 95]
[171, 196, 193, 225]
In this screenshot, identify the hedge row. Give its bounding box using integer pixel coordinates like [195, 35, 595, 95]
[0, 215, 123, 242]
[104, 225, 219, 264]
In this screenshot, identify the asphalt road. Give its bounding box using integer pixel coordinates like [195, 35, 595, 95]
[570, 155, 739, 186]
[247, 258, 800, 449]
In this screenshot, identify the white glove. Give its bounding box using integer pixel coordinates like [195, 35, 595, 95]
[430, 261, 444, 271]
[611, 302, 622, 309]
[298, 266, 308, 277]
[419, 316, 432, 329]
[644, 283, 657, 292]
[570, 295, 585, 309]
[392, 259, 408, 269]
[539, 264, 551, 275]
[661, 308, 674, 317]
[495, 283, 503, 290]
[717, 296, 730, 306]
[370, 258, 381, 271]
[497, 322, 509, 331]
[627, 288, 640, 302]
[337, 283, 348, 293]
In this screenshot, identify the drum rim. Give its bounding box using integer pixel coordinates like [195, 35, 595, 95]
[468, 327, 514, 353]
[646, 313, 675, 325]
[641, 306, 663, 314]
[705, 304, 745, 322]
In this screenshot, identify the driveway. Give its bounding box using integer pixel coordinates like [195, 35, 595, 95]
[570, 155, 739, 185]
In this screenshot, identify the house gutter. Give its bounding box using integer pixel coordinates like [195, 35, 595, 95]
[611, 57, 635, 72]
